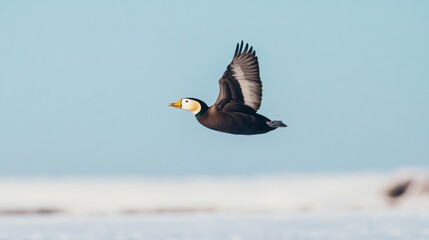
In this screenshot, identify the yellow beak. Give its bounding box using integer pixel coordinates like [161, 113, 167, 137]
[169, 99, 182, 109]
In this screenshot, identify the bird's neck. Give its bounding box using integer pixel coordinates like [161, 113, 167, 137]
[194, 101, 208, 118]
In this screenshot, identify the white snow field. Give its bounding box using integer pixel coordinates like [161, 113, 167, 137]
[0, 213, 429, 240]
[1, 171, 428, 215]
[0, 170, 428, 239]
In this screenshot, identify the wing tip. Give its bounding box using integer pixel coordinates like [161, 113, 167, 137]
[238, 41, 244, 55]
[234, 40, 256, 57]
[234, 43, 239, 57]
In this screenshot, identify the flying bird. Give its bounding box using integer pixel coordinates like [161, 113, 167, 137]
[169, 41, 287, 135]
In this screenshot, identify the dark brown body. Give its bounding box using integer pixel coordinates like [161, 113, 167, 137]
[196, 106, 275, 135]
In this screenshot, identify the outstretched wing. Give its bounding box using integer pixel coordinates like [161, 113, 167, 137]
[214, 41, 262, 112]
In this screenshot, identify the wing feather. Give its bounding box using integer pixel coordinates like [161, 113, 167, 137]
[214, 41, 262, 111]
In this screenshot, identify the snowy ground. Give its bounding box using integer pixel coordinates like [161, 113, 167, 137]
[0, 170, 428, 239]
[0, 170, 428, 215]
[0, 213, 429, 240]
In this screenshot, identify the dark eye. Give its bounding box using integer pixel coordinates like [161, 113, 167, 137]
[185, 100, 188, 103]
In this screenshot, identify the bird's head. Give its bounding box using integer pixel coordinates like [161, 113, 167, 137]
[169, 98, 208, 117]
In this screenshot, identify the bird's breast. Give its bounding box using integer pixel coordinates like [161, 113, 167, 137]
[196, 109, 271, 135]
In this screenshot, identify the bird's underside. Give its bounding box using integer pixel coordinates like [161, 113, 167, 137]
[197, 107, 276, 135]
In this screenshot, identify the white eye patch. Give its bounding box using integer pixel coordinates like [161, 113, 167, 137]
[181, 99, 201, 115]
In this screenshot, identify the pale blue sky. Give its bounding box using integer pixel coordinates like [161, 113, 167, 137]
[0, 1, 428, 176]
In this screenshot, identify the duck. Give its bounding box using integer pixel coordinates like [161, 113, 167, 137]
[169, 41, 287, 135]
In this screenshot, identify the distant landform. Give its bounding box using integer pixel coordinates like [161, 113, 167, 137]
[0, 170, 428, 216]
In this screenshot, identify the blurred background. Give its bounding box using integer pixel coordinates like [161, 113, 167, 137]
[0, 1, 428, 216]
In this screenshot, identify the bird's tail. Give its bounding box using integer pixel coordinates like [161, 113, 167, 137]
[267, 120, 287, 128]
